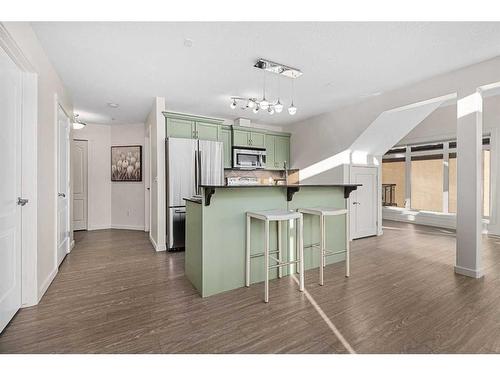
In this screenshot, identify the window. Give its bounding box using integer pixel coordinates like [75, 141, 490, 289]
[382, 159, 405, 208]
[383, 137, 491, 217]
[411, 155, 443, 212]
[448, 149, 490, 216]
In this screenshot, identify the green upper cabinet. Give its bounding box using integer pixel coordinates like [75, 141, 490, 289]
[265, 135, 276, 170]
[232, 129, 266, 148]
[166, 118, 195, 139]
[250, 132, 265, 147]
[165, 112, 223, 141]
[232, 130, 250, 147]
[195, 121, 219, 141]
[265, 134, 290, 170]
[220, 127, 232, 168]
[275, 135, 290, 169]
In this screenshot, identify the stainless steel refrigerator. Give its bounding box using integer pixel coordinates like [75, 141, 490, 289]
[166, 137, 224, 250]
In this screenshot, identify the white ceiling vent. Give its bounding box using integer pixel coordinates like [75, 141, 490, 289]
[234, 118, 251, 127]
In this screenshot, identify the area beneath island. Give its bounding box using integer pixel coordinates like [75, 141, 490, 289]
[184, 184, 359, 297]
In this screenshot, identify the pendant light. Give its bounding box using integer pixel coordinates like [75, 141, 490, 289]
[72, 114, 87, 130]
[260, 72, 269, 110]
[288, 79, 297, 115]
[274, 76, 283, 113]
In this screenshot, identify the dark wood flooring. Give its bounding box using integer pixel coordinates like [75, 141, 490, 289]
[1, 221, 500, 353]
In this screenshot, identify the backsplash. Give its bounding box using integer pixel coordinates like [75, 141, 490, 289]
[224, 169, 299, 185]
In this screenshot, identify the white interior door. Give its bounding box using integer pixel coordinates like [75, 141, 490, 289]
[0, 47, 23, 332]
[351, 166, 378, 239]
[72, 140, 88, 231]
[57, 105, 70, 266]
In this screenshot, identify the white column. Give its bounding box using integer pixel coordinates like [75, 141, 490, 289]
[455, 90, 483, 278]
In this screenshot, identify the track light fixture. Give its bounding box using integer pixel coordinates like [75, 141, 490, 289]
[229, 58, 301, 116]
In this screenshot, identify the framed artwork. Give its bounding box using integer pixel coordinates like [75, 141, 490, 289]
[111, 145, 142, 182]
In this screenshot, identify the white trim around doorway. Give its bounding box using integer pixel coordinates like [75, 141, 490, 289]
[0, 24, 39, 307]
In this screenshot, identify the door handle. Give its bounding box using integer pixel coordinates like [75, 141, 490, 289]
[174, 209, 186, 214]
[352, 201, 360, 205]
[17, 197, 29, 206]
[58, 192, 66, 198]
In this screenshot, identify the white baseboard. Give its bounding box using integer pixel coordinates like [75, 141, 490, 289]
[111, 224, 145, 231]
[454, 265, 484, 279]
[38, 266, 58, 303]
[88, 224, 111, 231]
[70, 240, 75, 250]
[383, 207, 456, 229]
[149, 233, 166, 252]
[88, 224, 145, 231]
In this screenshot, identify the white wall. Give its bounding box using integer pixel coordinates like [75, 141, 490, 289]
[110, 124, 145, 230]
[147, 97, 166, 251]
[3, 22, 73, 301]
[73, 123, 146, 231]
[400, 96, 500, 145]
[73, 124, 112, 230]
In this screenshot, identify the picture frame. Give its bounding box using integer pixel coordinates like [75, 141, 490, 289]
[111, 145, 142, 182]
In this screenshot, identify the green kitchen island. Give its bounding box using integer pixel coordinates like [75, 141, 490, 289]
[184, 184, 359, 297]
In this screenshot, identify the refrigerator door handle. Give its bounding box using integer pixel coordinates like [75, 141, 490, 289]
[194, 150, 198, 196]
[197, 149, 202, 195]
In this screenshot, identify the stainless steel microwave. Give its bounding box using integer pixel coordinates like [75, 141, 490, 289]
[232, 147, 266, 169]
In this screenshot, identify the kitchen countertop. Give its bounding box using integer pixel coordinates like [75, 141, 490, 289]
[183, 197, 202, 204]
[199, 183, 361, 188]
[198, 183, 361, 206]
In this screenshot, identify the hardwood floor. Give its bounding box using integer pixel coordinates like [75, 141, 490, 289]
[1, 221, 500, 353]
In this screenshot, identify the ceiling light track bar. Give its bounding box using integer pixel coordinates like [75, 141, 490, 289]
[254, 58, 303, 79]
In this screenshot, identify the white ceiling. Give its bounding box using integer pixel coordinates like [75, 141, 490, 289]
[32, 22, 500, 126]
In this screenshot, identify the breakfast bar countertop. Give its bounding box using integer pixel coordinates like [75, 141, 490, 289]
[199, 183, 362, 188]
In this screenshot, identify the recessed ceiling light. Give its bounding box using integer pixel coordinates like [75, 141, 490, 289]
[107, 102, 119, 108]
[184, 38, 193, 48]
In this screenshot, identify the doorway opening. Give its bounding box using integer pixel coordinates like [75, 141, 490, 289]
[72, 139, 88, 231]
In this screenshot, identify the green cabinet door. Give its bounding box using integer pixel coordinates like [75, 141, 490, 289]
[195, 121, 219, 141]
[275, 136, 290, 170]
[167, 118, 195, 139]
[233, 130, 250, 147]
[250, 132, 266, 148]
[220, 128, 232, 168]
[265, 135, 276, 170]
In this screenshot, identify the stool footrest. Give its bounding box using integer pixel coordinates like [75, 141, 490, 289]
[268, 259, 300, 270]
[324, 249, 347, 256]
[250, 250, 280, 259]
[304, 242, 321, 249]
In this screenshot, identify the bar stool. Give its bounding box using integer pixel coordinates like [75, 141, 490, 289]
[297, 207, 350, 286]
[245, 210, 304, 303]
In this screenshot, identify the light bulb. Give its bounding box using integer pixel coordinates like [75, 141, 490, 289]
[230, 99, 237, 109]
[253, 104, 259, 114]
[268, 106, 275, 115]
[260, 98, 269, 110]
[73, 122, 86, 130]
[247, 100, 256, 109]
[288, 103, 297, 115]
[274, 100, 283, 113]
